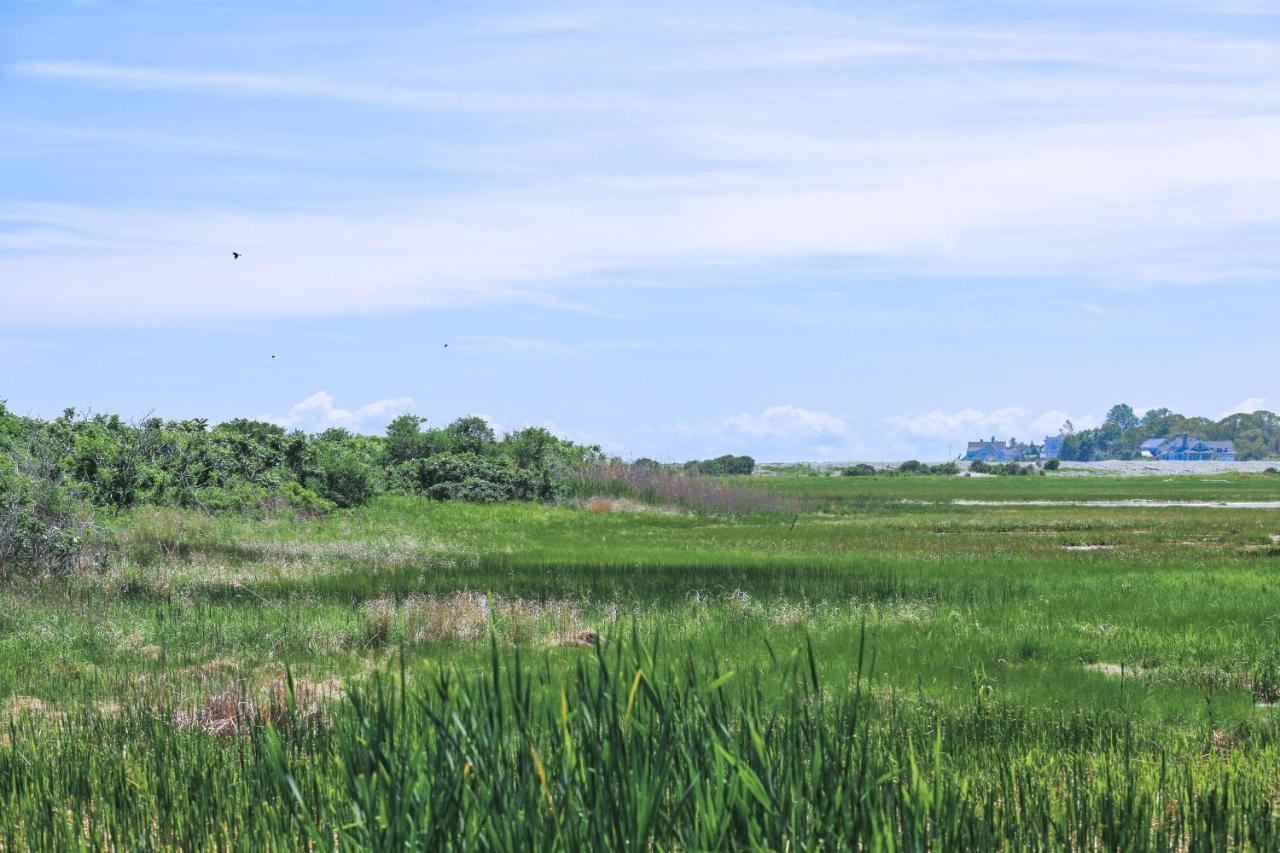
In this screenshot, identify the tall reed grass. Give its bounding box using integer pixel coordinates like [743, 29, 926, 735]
[562, 461, 799, 514]
[6, 632, 1280, 848]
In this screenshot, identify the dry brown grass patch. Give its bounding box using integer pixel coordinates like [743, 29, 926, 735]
[360, 592, 601, 647]
[401, 593, 491, 643]
[172, 676, 343, 738]
[553, 629, 601, 648]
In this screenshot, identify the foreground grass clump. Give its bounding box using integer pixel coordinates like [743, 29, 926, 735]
[9, 635, 1280, 848]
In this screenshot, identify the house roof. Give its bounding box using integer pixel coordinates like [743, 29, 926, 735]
[1144, 435, 1233, 453]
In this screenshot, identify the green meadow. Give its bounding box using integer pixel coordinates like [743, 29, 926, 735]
[4, 473, 1280, 847]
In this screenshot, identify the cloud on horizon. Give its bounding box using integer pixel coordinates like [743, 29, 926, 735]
[1219, 397, 1269, 418]
[887, 407, 1100, 447]
[264, 391, 415, 432]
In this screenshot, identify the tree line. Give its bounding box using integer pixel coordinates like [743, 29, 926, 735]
[1056, 404, 1280, 461]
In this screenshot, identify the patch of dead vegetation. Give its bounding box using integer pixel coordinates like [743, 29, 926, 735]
[6, 696, 50, 716]
[581, 497, 688, 516]
[554, 629, 601, 648]
[171, 675, 343, 738]
[177, 657, 245, 681]
[361, 593, 602, 648]
[691, 589, 932, 629]
[1085, 662, 1149, 678]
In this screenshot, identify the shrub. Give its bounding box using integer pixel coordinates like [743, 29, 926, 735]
[278, 481, 337, 517]
[898, 460, 925, 474]
[0, 453, 96, 578]
[307, 440, 381, 508]
[406, 454, 539, 503]
[969, 460, 991, 474]
[840, 464, 877, 477]
[193, 481, 269, 515]
[427, 477, 511, 504]
[929, 462, 960, 476]
[1044, 458, 1061, 471]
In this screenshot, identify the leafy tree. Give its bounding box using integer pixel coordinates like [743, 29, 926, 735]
[384, 414, 428, 465]
[445, 417, 496, 455]
[304, 429, 383, 508]
[1106, 404, 1139, 431]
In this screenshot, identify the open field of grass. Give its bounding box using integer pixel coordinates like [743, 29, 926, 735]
[4, 473, 1280, 847]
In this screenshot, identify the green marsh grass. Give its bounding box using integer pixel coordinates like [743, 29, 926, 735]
[2, 475, 1280, 845]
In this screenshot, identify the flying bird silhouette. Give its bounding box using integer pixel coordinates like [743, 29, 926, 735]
[232, 252, 241, 259]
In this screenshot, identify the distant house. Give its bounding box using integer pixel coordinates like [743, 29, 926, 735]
[1139, 434, 1235, 461]
[965, 436, 1029, 462]
[1138, 438, 1166, 458]
[1041, 435, 1065, 459]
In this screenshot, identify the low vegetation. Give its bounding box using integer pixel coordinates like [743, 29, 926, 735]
[0, 402, 603, 576]
[6, 405, 1280, 844]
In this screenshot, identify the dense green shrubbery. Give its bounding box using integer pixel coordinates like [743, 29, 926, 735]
[0, 401, 602, 541]
[0, 451, 95, 577]
[683, 454, 755, 475]
[840, 461, 958, 477]
[969, 460, 1039, 476]
[393, 452, 552, 503]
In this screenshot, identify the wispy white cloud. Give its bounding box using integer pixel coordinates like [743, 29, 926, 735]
[5, 109, 1280, 326]
[678, 405, 852, 442]
[11, 61, 648, 114]
[4, 2, 1280, 331]
[539, 419, 625, 454]
[887, 407, 1097, 445]
[1219, 397, 1269, 418]
[264, 391, 415, 432]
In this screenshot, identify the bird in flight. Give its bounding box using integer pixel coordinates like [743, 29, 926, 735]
[232, 252, 241, 259]
[443, 343, 448, 348]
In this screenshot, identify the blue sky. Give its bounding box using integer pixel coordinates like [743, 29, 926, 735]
[2, 0, 1277, 460]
